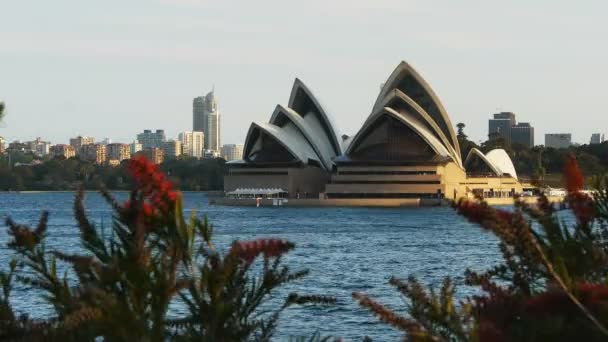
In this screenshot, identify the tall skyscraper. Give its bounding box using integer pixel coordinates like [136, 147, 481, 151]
[0, 136, 5, 154]
[545, 133, 572, 149]
[193, 96, 205, 132]
[488, 112, 516, 145]
[488, 112, 534, 148]
[179, 131, 204, 158]
[192, 90, 221, 152]
[137, 129, 166, 149]
[590, 133, 605, 145]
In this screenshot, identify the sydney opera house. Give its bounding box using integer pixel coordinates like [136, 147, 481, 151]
[223, 61, 524, 205]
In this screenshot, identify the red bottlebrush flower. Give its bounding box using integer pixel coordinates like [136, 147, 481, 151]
[232, 239, 295, 264]
[563, 154, 584, 193]
[126, 155, 179, 214]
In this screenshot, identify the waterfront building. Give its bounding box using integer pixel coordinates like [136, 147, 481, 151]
[545, 133, 572, 149]
[81, 144, 107, 164]
[137, 129, 166, 149]
[178, 131, 204, 158]
[220, 144, 244, 161]
[142, 147, 164, 164]
[511, 122, 534, 148]
[130, 141, 143, 155]
[70, 136, 95, 152]
[50, 144, 76, 159]
[6, 141, 28, 153]
[488, 112, 534, 148]
[163, 139, 182, 159]
[0, 136, 5, 154]
[590, 133, 605, 145]
[106, 143, 131, 161]
[224, 61, 523, 201]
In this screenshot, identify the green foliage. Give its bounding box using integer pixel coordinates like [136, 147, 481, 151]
[0, 156, 227, 191]
[355, 157, 608, 341]
[0, 157, 333, 340]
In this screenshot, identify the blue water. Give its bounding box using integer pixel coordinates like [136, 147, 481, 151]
[0, 192, 503, 340]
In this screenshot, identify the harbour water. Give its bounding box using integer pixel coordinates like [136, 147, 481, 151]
[0, 192, 503, 340]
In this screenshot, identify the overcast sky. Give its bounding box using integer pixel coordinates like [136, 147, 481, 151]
[1, 0, 607, 146]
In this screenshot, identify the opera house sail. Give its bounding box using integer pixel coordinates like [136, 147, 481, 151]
[224, 61, 523, 204]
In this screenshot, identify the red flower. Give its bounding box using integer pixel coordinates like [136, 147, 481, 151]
[563, 154, 584, 193]
[232, 239, 295, 264]
[126, 156, 179, 215]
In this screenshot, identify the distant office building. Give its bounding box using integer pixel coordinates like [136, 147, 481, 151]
[220, 144, 244, 161]
[50, 144, 76, 159]
[101, 138, 112, 145]
[203, 149, 220, 159]
[27, 137, 51, 157]
[106, 143, 131, 162]
[193, 91, 221, 152]
[545, 133, 572, 149]
[193, 96, 206, 132]
[81, 144, 107, 164]
[590, 133, 605, 145]
[137, 129, 166, 149]
[0, 136, 5, 154]
[178, 131, 204, 158]
[488, 112, 516, 145]
[511, 123, 534, 148]
[130, 141, 143, 154]
[142, 147, 164, 164]
[70, 136, 95, 152]
[163, 139, 182, 159]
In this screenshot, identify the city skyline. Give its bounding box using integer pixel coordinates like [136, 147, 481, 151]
[1, 0, 608, 145]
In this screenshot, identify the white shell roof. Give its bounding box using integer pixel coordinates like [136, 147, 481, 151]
[269, 104, 336, 171]
[464, 148, 518, 180]
[243, 122, 321, 166]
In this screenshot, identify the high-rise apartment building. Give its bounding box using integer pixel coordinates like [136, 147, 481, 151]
[27, 137, 51, 157]
[192, 91, 221, 152]
[0, 136, 5, 154]
[143, 148, 164, 164]
[137, 129, 166, 149]
[590, 133, 605, 145]
[163, 140, 182, 159]
[81, 144, 107, 164]
[545, 133, 572, 149]
[130, 141, 143, 154]
[70, 136, 95, 152]
[178, 131, 204, 158]
[220, 144, 244, 161]
[106, 143, 131, 162]
[50, 144, 76, 159]
[488, 112, 534, 148]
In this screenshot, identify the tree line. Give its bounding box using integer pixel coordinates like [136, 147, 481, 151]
[0, 154, 227, 191]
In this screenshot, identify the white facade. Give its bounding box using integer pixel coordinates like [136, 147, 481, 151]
[545, 133, 572, 149]
[179, 131, 204, 158]
[130, 141, 143, 154]
[220, 144, 244, 161]
[28, 138, 51, 157]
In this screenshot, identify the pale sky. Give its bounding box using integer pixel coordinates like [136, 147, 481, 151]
[1, 0, 607, 146]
